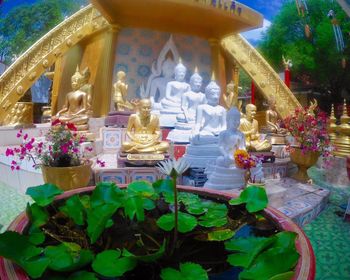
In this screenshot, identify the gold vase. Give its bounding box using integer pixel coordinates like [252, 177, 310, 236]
[41, 162, 92, 191]
[290, 148, 320, 183]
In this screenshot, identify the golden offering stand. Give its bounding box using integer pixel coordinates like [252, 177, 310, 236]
[332, 100, 350, 157]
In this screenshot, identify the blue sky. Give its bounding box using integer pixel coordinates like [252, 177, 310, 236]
[0, 0, 284, 44]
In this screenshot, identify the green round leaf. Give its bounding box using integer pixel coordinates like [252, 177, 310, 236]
[91, 182, 124, 208]
[44, 243, 94, 272]
[207, 229, 235, 241]
[128, 181, 156, 198]
[161, 262, 208, 280]
[26, 203, 49, 228]
[153, 179, 174, 194]
[59, 195, 85, 226]
[229, 186, 268, 213]
[92, 250, 137, 277]
[157, 212, 197, 233]
[25, 183, 63, 207]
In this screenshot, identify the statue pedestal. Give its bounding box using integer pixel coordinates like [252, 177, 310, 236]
[159, 108, 182, 127]
[204, 164, 246, 190]
[167, 122, 194, 143]
[118, 152, 168, 167]
[105, 111, 133, 127]
[266, 134, 287, 145]
[183, 144, 221, 168]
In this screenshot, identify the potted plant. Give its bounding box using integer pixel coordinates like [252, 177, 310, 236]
[234, 150, 265, 188]
[284, 106, 332, 182]
[5, 119, 104, 190]
[0, 159, 314, 280]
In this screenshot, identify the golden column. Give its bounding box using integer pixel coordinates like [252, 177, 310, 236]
[81, 24, 121, 117]
[208, 38, 227, 99]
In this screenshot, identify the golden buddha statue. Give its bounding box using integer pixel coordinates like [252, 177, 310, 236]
[54, 66, 92, 131]
[266, 99, 288, 134]
[113, 71, 133, 112]
[239, 104, 272, 152]
[333, 99, 350, 157]
[328, 104, 337, 142]
[121, 99, 169, 154]
[223, 80, 242, 111]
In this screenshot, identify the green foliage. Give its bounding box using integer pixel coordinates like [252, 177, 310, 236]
[0, 0, 88, 63]
[259, 0, 350, 100]
[26, 203, 49, 228]
[157, 212, 198, 233]
[225, 231, 299, 280]
[44, 242, 94, 272]
[59, 195, 85, 226]
[207, 229, 235, 241]
[229, 186, 268, 213]
[28, 226, 46, 245]
[160, 262, 208, 280]
[67, 271, 98, 280]
[86, 204, 119, 244]
[0, 231, 49, 279]
[26, 184, 63, 207]
[198, 202, 228, 227]
[153, 178, 174, 195]
[92, 249, 137, 277]
[90, 182, 124, 208]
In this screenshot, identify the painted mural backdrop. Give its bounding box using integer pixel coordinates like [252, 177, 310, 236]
[113, 28, 212, 99]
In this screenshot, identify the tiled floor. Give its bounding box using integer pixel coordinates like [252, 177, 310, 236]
[0, 168, 349, 279]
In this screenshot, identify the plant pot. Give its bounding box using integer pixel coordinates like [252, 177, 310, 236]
[41, 161, 92, 191]
[0, 185, 315, 280]
[290, 148, 320, 183]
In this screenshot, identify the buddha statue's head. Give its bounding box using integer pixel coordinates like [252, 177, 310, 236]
[189, 68, 203, 93]
[227, 107, 241, 130]
[71, 66, 84, 91]
[205, 80, 221, 106]
[246, 104, 257, 120]
[174, 60, 187, 82]
[162, 58, 175, 79]
[227, 81, 235, 93]
[268, 98, 277, 111]
[139, 99, 152, 118]
[116, 71, 126, 82]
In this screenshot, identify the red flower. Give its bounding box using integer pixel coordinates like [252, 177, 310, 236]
[51, 119, 61, 126]
[66, 122, 77, 131]
[5, 148, 14, 157]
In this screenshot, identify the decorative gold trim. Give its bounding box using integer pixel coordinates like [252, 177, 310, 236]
[221, 34, 302, 118]
[0, 5, 109, 123]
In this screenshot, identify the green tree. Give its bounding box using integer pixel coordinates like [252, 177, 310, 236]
[259, 0, 350, 106]
[0, 0, 88, 64]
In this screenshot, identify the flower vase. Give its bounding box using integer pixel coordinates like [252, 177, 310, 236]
[41, 161, 92, 191]
[290, 148, 320, 183]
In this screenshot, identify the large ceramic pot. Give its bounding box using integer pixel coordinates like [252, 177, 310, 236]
[290, 147, 320, 183]
[0, 186, 315, 280]
[41, 161, 92, 191]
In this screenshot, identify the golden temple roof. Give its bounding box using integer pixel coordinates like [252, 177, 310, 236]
[91, 0, 263, 38]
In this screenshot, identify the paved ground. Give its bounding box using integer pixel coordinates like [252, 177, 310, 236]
[0, 169, 349, 279]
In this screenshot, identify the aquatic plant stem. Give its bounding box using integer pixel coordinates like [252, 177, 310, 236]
[173, 174, 178, 250]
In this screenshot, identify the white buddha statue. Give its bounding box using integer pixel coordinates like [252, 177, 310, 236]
[167, 69, 206, 143]
[159, 60, 191, 127]
[204, 107, 247, 190]
[183, 79, 226, 168]
[190, 79, 226, 145]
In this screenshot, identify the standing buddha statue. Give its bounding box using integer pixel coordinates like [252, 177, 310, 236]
[113, 71, 133, 112]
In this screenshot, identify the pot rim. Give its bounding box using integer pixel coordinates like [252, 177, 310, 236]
[0, 185, 315, 280]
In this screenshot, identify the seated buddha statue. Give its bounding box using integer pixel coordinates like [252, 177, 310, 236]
[160, 60, 190, 113]
[177, 68, 206, 123]
[265, 100, 288, 135]
[183, 78, 227, 168]
[113, 71, 133, 112]
[55, 66, 92, 131]
[190, 79, 227, 145]
[121, 99, 169, 154]
[239, 104, 272, 152]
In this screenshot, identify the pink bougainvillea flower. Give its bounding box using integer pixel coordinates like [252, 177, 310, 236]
[51, 119, 61, 126]
[66, 122, 77, 131]
[5, 148, 14, 157]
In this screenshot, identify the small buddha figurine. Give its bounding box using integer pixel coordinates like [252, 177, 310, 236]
[121, 99, 169, 154]
[216, 107, 246, 168]
[265, 99, 288, 135]
[176, 68, 206, 123]
[55, 66, 92, 131]
[113, 71, 133, 112]
[160, 59, 190, 112]
[239, 104, 272, 152]
[190, 78, 227, 145]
